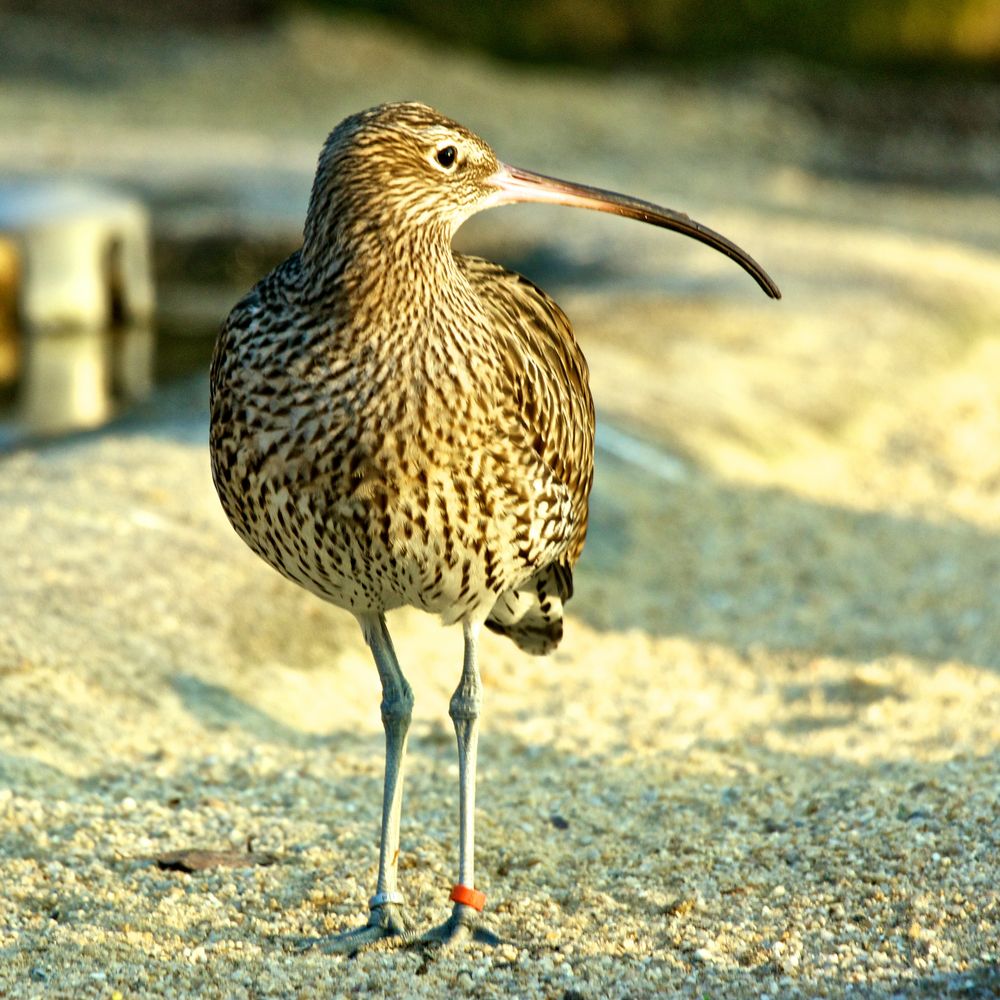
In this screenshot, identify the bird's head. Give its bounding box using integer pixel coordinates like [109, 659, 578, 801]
[304, 101, 780, 299]
[304, 102, 503, 253]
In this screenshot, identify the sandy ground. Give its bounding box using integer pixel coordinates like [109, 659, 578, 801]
[2, 9, 1000, 998]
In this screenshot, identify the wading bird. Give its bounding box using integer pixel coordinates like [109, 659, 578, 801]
[210, 102, 779, 951]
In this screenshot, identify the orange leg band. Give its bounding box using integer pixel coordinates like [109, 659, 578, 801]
[449, 884, 486, 911]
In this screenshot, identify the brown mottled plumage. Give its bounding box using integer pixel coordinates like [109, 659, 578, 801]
[210, 102, 779, 952]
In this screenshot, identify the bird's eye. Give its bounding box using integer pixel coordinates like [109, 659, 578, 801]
[435, 145, 458, 170]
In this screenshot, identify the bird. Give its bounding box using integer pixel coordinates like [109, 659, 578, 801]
[209, 101, 780, 952]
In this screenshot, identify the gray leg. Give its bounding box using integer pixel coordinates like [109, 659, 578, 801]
[454, 619, 482, 894]
[420, 621, 500, 948]
[300, 612, 414, 954]
[367, 612, 413, 918]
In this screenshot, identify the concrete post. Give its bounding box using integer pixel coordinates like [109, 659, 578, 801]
[0, 181, 156, 433]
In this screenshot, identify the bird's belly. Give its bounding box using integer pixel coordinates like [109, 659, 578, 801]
[213, 440, 556, 621]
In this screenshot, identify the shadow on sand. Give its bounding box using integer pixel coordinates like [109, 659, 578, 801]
[577, 447, 1000, 672]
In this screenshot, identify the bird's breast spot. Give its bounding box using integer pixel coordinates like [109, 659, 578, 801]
[333, 497, 367, 520]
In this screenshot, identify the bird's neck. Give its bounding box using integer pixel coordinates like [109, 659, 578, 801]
[302, 220, 463, 314]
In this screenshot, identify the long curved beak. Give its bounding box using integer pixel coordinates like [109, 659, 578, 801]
[486, 163, 781, 299]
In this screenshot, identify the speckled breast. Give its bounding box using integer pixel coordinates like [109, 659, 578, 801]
[210, 359, 566, 623]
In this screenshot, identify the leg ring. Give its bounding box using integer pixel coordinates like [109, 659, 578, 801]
[369, 890, 405, 909]
[449, 884, 486, 911]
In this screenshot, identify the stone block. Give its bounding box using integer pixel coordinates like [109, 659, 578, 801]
[0, 180, 154, 330]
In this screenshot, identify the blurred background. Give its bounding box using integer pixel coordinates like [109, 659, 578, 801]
[0, 0, 997, 450]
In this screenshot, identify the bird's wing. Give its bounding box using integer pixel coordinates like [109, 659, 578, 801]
[457, 254, 596, 567]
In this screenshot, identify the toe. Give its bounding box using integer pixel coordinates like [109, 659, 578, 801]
[294, 903, 413, 955]
[417, 904, 502, 950]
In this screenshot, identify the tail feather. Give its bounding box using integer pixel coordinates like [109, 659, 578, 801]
[485, 561, 574, 655]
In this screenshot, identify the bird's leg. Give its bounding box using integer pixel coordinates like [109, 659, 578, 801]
[419, 620, 501, 948]
[366, 612, 416, 933]
[300, 613, 415, 954]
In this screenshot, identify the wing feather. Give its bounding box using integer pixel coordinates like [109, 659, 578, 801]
[457, 254, 596, 653]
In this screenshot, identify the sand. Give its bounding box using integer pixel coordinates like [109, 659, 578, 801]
[1, 9, 999, 998]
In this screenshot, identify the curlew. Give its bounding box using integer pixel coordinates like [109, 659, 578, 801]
[210, 102, 779, 951]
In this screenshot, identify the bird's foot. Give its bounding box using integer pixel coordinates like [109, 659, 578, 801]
[417, 903, 502, 951]
[295, 902, 414, 955]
